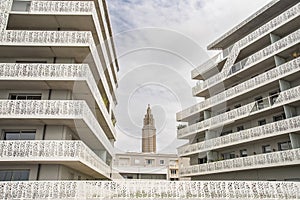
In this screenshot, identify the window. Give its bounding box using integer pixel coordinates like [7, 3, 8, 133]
[234, 104, 241, 108]
[240, 149, 247, 157]
[198, 157, 207, 164]
[159, 160, 165, 165]
[0, 170, 29, 181]
[278, 141, 292, 151]
[222, 152, 235, 160]
[119, 158, 130, 166]
[4, 130, 36, 140]
[269, 91, 279, 105]
[262, 145, 272, 153]
[237, 126, 244, 132]
[146, 159, 154, 165]
[273, 114, 285, 122]
[221, 130, 232, 136]
[9, 94, 42, 100]
[258, 119, 266, 126]
[255, 96, 264, 110]
[170, 169, 177, 175]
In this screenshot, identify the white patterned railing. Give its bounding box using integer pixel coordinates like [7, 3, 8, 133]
[178, 102, 255, 139]
[30, 1, 94, 13]
[0, 180, 299, 199]
[0, 140, 111, 178]
[178, 55, 300, 121]
[0, 0, 12, 30]
[0, 63, 116, 139]
[178, 115, 300, 156]
[180, 148, 300, 177]
[0, 100, 114, 155]
[0, 30, 92, 44]
[195, 28, 300, 93]
[178, 85, 300, 139]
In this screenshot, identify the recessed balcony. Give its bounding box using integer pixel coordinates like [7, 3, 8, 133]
[0, 140, 111, 179]
[7, 0, 118, 92]
[0, 100, 114, 156]
[0, 63, 116, 140]
[192, 3, 300, 80]
[0, 30, 115, 109]
[178, 57, 300, 122]
[194, 28, 300, 97]
[180, 148, 300, 177]
[178, 85, 300, 139]
[178, 115, 300, 157]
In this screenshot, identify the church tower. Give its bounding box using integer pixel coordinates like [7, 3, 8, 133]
[142, 104, 156, 153]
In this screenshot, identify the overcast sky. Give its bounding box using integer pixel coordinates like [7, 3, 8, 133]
[107, 0, 273, 153]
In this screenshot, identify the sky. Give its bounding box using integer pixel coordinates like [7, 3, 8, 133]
[107, 0, 273, 153]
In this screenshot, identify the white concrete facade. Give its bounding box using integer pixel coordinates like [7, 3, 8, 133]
[177, 0, 300, 181]
[0, 0, 119, 181]
[113, 152, 180, 181]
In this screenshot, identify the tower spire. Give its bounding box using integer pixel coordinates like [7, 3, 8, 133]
[142, 104, 156, 153]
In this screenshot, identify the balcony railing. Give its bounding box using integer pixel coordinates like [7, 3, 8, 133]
[178, 102, 255, 139]
[0, 63, 116, 139]
[0, 30, 92, 44]
[179, 55, 300, 121]
[0, 100, 114, 155]
[0, 140, 111, 178]
[191, 45, 234, 78]
[0, 0, 12, 30]
[201, 2, 300, 86]
[0, 180, 299, 199]
[180, 148, 300, 177]
[30, 1, 94, 13]
[178, 85, 300, 139]
[178, 115, 300, 157]
[195, 28, 300, 93]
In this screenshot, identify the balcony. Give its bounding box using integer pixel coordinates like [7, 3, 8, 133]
[14, 0, 118, 91]
[0, 63, 116, 140]
[0, 100, 114, 156]
[0, 180, 299, 199]
[178, 115, 300, 157]
[178, 85, 300, 139]
[192, 3, 300, 82]
[195, 28, 300, 95]
[0, 30, 115, 109]
[180, 148, 300, 177]
[191, 45, 233, 79]
[0, 140, 111, 178]
[178, 56, 300, 122]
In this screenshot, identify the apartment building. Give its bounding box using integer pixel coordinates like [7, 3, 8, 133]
[113, 152, 179, 180]
[177, 0, 300, 181]
[0, 0, 119, 181]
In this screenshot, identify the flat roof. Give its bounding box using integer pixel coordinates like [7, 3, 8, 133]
[208, 0, 298, 50]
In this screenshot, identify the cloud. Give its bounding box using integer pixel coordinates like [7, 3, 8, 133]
[107, 0, 273, 153]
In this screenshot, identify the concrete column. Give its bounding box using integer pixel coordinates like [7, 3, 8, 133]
[274, 55, 286, 67]
[290, 134, 300, 149]
[283, 105, 300, 149]
[204, 110, 211, 120]
[207, 151, 218, 162]
[279, 79, 291, 91]
[283, 105, 296, 118]
[270, 33, 281, 44]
